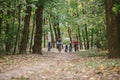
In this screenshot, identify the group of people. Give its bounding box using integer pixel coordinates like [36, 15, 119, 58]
[64, 39, 79, 52]
[47, 38, 79, 53]
[64, 43, 72, 52]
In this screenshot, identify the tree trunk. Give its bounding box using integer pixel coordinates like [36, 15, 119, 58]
[56, 23, 61, 39]
[99, 29, 103, 49]
[49, 21, 55, 48]
[53, 16, 60, 47]
[53, 24, 58, 47]
[32, 5, 44, 54]
[76, 3, 83, 49]
[5, 24, 10, 52]
[49, 15, 55, 48]
[85, 26, 89, 49]
[82, 30, 86, 49]
[68, 27, 72, 43]
[0, 10, 2, 36]
[55, 16, 61, 39]
[29, 15, 35, 52]
[5, 10, 11, 52]
[90, 28, 94, 48]
[13, 4, 21, 54]
[43, 30, 46, 48]
[78, 26, 83, 49]
[43, 18, 46, 48]
[105, 0, 120, 58]
[19, 2, 32, 54]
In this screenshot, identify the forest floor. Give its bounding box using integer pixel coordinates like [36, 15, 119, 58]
[0, 48, 120, 80]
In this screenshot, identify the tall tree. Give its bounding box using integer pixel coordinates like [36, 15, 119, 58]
[13, 3, 21, 54]
[55, 17, 61, 39]
[32, 0, 55, 54]
[5, 12, 10, 52]
[68, 26, 72, 43]
[52, 16, 61, 43]
[53, 22, 58, 44]
[105, 0, 120, 58]
[84, 25, 89, 49]
[5, 2, 11, 52]
[32, 4, 44, 54]
[81, 29, 86, 49]
[19, 0, 32, 54]
[49, 17, 55, 48]
[0, 10, 2, 36]
[78, 26, 83, 49]
[29, 15, 36, 52]
[90, 28, 94, 48]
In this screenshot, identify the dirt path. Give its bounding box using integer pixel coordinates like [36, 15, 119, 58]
[0, 49, 80, 80]
[0, 48, 120, 80]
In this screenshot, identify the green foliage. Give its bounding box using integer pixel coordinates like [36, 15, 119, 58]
[113, 4, 120, 15]
[43, 0, 106, 49]
[0, 0, 107, 53]
[63, 40, 70, 44]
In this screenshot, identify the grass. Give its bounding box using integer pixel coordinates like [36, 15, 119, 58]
[12, 76, 29, 80]
[77, 49, 107, 57]
[77, 49, 120, 71]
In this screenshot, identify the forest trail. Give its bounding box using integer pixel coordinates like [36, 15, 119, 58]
[0, 48, 80, 80]
[0, 48, 120, 80]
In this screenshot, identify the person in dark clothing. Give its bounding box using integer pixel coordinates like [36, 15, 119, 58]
[48, 42, 51, 51]
[57, 39, 62, 53]
[65, 44, 68, 52]
[69, 43, 72, 52]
